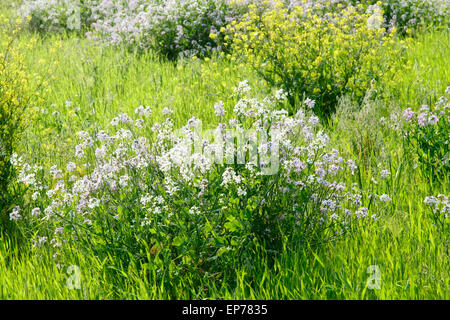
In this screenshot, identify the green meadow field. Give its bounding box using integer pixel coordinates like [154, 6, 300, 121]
[0, 0, 448, 299]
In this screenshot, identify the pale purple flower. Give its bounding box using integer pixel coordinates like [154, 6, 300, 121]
[417, 112, 428, 127]
[380, 169, 390, 179]
[402, 108, 415, 123]
[304, 98, 315, 109]
[32, 207, 41, 216]
[214, 101, 226, 117]
[9, 206, 22, 221]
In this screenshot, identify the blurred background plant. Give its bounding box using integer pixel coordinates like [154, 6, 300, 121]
[17, 0, 92, 33]
[349, 0, 450, 35]
[388, 88, 449, 183]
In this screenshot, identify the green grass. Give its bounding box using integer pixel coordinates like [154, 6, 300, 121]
[19, 33, 267, 169]
[0, 17, 448, 299]
[382, 31, 450, 109]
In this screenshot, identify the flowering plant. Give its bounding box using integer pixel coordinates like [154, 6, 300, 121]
[350, 0, 450, 35]
[394, 87, 449, 180]
[18, 0, 91, 33]
[226, 0, 403, 117]
[11, 83, 374, 276]
[424, 195, 449, 233]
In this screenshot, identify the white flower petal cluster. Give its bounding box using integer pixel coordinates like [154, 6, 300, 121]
[11, 82, 378, 250]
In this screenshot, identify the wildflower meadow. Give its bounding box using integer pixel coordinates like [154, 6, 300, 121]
[0, 0, 448, 301]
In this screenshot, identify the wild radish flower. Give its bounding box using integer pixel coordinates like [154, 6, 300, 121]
[9, 206, 22, 221]
[135, 105, 152, 117]
[95, 146, 107, 160]
[67, 162, 76, 172]
[221, 167, 242, 187]
[119, 175, 130, 187]
[237, 186, 247, 197]
[135, 119, 144, 128]
[309, 116, 319, 126]
[380, 169, 391, 179]
[38, 236, 48, 245]
[83, 136, 94, 148]
[75, 144, 85, 158]
[234, 80, 251, 96]
[10, 153, 22, 166]
[50, 239, 62, 248]
[97, 130, 110, 142]
[304, 98, 315, 109]
[214, 101, 226, 117]
[379, 194, 391, 202]
[189, 206, 201, 215]
[347, 159, 357, 174]
[355, 207, 368, 218]
[31, 208, 41, 216]
[11, 82, 374, 264]
[417, 112, 428, 127]
[55, 227, 64, 234]
[55, 180, 65, 191]
[46, 189, 55, 198]
[118, 113, 132, 124]
[111, 117, 120, 126]
[402, 108, 415, 122]
[50, 165, 63, 178]
[428, 113, 439, 125]
[78, 131, 89, 140]
[274, 89, 287, 101]
[424, 196, 438, 206]
[315, 167, 326, 178]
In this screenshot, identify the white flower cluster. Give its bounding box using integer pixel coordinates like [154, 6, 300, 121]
[384, 88, 449, 137]
[87, 0, 234, 58]
[424, 195, 449, 218]
[11, 82, 375, 251]
[18, 0, 85, 32]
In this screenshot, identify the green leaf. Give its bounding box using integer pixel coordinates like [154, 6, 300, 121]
[172, 235, 185, 247]
[224, 216, 242, 232]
